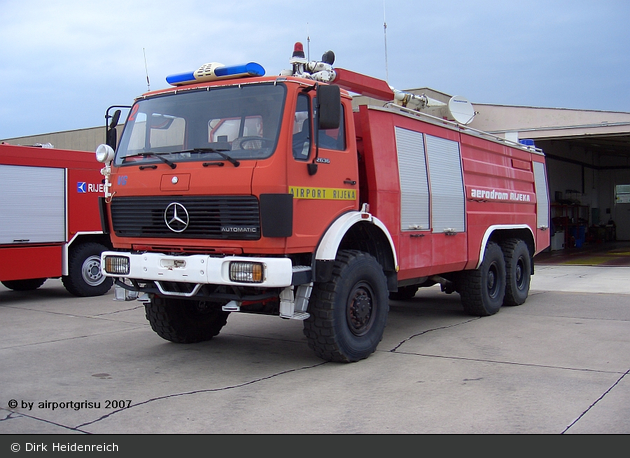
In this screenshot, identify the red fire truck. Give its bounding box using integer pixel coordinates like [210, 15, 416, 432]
[0, 143, 113, 296]
[96, 43, 550, 362]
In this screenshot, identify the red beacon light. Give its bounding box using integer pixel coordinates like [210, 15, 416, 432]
[290, 42, 306, 63]
[166, 62, 265, 86]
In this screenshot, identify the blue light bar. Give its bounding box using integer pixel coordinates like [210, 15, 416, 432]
[166, 62, 265, 86]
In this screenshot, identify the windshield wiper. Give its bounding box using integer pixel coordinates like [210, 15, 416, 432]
[122, 152, 177, 169]
[182, 148, 240, 167]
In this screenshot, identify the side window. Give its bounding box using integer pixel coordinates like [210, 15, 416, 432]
[616, 184, 630, 204]
[293, 94, 311, 160]
[318, 104, 346, 151]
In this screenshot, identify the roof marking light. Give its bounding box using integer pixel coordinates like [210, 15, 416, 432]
[166, 62, 265, 86]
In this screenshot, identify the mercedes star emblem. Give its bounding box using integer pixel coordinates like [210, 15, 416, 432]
[164, 202, 189, 233]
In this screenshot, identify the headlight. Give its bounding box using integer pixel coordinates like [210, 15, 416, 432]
[229, 261, 264, 283]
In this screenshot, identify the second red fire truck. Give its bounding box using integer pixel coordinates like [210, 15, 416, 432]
[95, 43, 550, 362]
[1, 143, 113, 297]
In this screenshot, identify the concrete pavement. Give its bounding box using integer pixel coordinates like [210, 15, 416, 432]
[1, 264, 629, 434]
[532, 264, 630, 294]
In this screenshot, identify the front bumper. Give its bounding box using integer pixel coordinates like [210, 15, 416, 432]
[101, 251, 303, 290]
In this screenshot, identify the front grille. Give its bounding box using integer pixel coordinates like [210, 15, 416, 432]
[110, 196, 260, 240]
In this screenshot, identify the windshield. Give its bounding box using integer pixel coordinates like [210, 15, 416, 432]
[115, 83, 286, 166]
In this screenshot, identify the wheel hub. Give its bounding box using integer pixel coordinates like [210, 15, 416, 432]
[487, 265, 499, 299]
[347, 285, 374, 336]
[82, 256, 104, 286]
[515, 260, 524, 287]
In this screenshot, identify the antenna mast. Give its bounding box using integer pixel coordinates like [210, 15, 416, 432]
[383, 1, 389, 83]
[143, 48, 151, 91]
[307, 23, 311, 61]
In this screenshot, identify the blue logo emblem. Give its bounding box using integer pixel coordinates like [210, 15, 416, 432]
[77, 182, 87, 193]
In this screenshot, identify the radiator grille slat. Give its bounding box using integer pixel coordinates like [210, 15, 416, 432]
[111, 196, 260, 240]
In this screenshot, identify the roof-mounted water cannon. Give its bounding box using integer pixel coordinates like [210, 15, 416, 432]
[393, 90, 476, 125]
[283, 41, 476, 124]
[332, 68, 476, 124]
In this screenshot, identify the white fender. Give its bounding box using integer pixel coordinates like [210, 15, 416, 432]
[315, 210, 399, 270]
[63, 231, 106, 276]
[477, 224, 535, 268]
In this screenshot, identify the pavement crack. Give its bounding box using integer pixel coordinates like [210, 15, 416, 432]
[0, 409, 19, 422]
[94, 305, 144, 317]
[388, 351, 625, 376]
[389, 317, 480, 353]
[0, 407, 90, 433]
[74, 361, 328, 430]
[561, 368, 630, 434]
[0, 326, 147, 351]
[0, 305, 143, 324]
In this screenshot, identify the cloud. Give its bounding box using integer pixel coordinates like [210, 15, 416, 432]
[1, 0, 629, 139]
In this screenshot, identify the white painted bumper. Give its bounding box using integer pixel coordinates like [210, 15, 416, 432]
[101, 251, 294, 288]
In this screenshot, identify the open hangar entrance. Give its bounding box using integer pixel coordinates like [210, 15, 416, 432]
[469, 103, 630, 246]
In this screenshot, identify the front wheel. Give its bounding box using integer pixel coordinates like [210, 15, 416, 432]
[303, 250, 389, 362]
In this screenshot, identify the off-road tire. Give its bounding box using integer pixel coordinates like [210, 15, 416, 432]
[459, 241, 506, 316]
[502, 238, 531, 306]
[303, 250, 389, 362]
[62, 242, 113, 297]
[145, 296, 229, 343]
[1, 278, 46, 291]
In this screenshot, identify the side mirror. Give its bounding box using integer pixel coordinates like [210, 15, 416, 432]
[317, 85, 340, 130]
[105, 105, 131, 149]
[109, 109, 121, 130]
[106, 109, 121, 150]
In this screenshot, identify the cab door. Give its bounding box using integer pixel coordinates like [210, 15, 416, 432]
[286, 92, 358, 252]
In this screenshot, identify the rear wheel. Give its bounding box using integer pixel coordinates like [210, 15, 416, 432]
[502, 239, 531, 306]
[1, 278, 46, 291]
[304, 250, 389, 362]
[145, 296, 229, 343]
[459, 242, 506, 316]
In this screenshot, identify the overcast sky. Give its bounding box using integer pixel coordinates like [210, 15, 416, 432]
[1, 0, 629, 140]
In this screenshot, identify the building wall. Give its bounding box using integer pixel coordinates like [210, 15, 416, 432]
[1, 127, 106, 152]
[470, 104, 630, 137]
